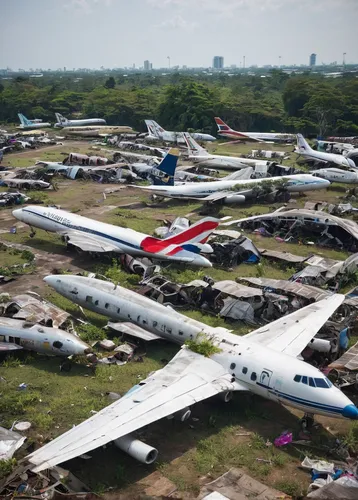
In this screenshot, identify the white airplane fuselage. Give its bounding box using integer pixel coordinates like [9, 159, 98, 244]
[12, 206, 212, 267]
[189, 153, 269, 170]
[0, 318, 90, 356]
[219, 131, 295, 143]
[55, 118, 106, 128]
[17, 122, 51, 130]
[44, 275, 358, 420]
[142, 174, 330, 199]
[147, 131, 216, 143]
[312, 168, 358, 184]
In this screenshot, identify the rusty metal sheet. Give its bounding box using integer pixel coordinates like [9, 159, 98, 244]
[329, 341, 358, 371]
[5, 294, 70, 328]
[259, 249, 308, 264]
[237, 277, 330, 302]
[214, 280, 263, 298]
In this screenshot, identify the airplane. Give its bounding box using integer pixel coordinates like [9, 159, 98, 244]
[61, 125, 134, 136]
[25, 274, 358, 472]
[140, 152, 330, 205]
[295, 134, 356, 169]
[0, 317, 91, 370]
[145, 120, 216, 143]
[215, 117, 295, 143]
[311, 167, 358, 184]
[183, 133, 271, 170]
[54, 113, 106, 128]
[17, 114, 51, 130]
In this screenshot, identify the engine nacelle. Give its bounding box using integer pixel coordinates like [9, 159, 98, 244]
[114, 433, 158, 464]
[308, 338, 331, 353]
[223, 194, 246, 204]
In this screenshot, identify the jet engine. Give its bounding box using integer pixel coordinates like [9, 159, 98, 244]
[308, 338, 332, 353]
[223, 194, 246, 204]
[114, 433, 158, 464]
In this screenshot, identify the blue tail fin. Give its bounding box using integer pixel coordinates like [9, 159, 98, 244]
[18, 113, 32, 127]
[149, 148, 179, 186]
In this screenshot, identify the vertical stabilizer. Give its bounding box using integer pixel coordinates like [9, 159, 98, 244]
[149, 148, 179, 186]
[55, 113, 68, 125]
[182, 132, 209, 156]
[296, 134, 313, 153]
[18, 113, 32, 127]
[214, 117, 233, 133]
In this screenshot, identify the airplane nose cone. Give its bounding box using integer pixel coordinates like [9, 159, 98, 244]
[43, 275, 58, 289]
[12, 208, 23, 221]
[342, 404, 358, 419]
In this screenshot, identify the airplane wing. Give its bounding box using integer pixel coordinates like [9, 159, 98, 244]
[243, 294, 345, 358]
[201, 191, 234, 202]
[59, 230, 119, 253]
[0, 342, 23, 351]
[27, 347, 244, 472]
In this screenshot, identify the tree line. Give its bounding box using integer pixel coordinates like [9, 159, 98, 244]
[0, 71, 357, 137]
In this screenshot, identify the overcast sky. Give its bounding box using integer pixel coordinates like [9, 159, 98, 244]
[1, 0, 357, 70]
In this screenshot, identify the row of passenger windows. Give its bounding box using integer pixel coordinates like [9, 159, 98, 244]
[85, 296, 185, 335]
[293, 375, 332, 388]
[230, 363, 257, 381]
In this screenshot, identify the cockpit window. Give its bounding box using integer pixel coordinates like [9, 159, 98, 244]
[294, 375, 301, 382]
[302, 376, 308, 385]
[314, 378, 332, 388]
[293, 375, 332, 388]
[309, 377, 316, 387]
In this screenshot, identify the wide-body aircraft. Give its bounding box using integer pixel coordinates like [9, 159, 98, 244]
[215, 117, 295, 143]
[17, 113, 51, 130]
[145, 120, 216, 143]
[54, 113, 106, 128]
[25, 274, 358, 472]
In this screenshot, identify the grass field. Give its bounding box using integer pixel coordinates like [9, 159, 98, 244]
[1, 140, 358, 497]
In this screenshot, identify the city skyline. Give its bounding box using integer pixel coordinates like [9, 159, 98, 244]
[1, 0, 357, 70]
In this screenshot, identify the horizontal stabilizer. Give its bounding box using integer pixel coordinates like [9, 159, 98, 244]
[0, 341, 23, 351]
[107, 322, 161, 341]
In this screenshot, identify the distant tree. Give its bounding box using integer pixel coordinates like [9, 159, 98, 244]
[0, 83, 4, 93]
[104, 77, 115, 89]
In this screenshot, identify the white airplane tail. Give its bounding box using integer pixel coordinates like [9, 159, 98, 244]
[145, 120, 166, 139]
[182, 132, 209, 156]
[55, 113, 68, 125]
[296, 134, 313, 154]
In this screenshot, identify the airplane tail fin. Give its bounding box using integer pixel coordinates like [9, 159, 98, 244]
[296, 134, 313, 153]
[145, 120, 159, 138]
[140, 217, 220, 261]
[182, 132, 208, 156]
[18, 113, 32, 127]
[149, 148, 179, 186]
[215, 117, 233, 133]
[55, 113, 67, 125]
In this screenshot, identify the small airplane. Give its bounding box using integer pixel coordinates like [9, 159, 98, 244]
[0, 317, 91, 370]
[183, 132, 268, 170]
[295, 134, 356, 169]
[25, 274, 358, 472]
[312, 167, 358, 184]
[54, 113, 106, 128]
[145, 120, 216, 143]
[17, 114, 51, 130]
[215, 117, 295, 143]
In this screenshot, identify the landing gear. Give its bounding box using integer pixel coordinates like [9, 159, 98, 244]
[300, 413, 315, 432]
[60, 360, 72, 372]
[29, 226, 36, 238]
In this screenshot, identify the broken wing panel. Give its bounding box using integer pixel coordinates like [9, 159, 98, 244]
[243, 295, 345, 358]
[27, 348, 236, 472]
[0, 341, 23, 351]
[60, 231, 119, 253]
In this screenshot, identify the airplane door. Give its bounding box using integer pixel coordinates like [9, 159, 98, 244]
[259, 369, 273, 388]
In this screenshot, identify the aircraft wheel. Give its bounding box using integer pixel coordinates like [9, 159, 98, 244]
[60, 360, 72, 372]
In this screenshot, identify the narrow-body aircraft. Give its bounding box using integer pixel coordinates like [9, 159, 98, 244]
[25, 274, 358, 472]
[17, 114, 51, 130]
[54, 113, 106, 128]
[296, 134, 356, 169]
[215, 117, 295, 143]
[145, 120, 216, 143]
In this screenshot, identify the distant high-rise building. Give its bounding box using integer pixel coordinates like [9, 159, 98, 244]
[213, 56, 224, 70]
[309, 53, 317, 67]
[144, 60, 152, 71]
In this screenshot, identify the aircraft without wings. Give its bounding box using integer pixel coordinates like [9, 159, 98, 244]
[296, 134, 356, 169]
[25, 274, 358, 472]
[312, 167, 358, 184]
[17, 113, 51, 130]
[54, 113, 106, 128]
[215, 117, 295, 143]
[0, 317, 91, 367]
[145, 119, 216, 143]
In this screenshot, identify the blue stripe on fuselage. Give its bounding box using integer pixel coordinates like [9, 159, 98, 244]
[23, 208, 141, 250]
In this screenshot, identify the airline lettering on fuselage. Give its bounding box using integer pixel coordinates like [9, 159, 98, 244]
[45, 212, 72, 225]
